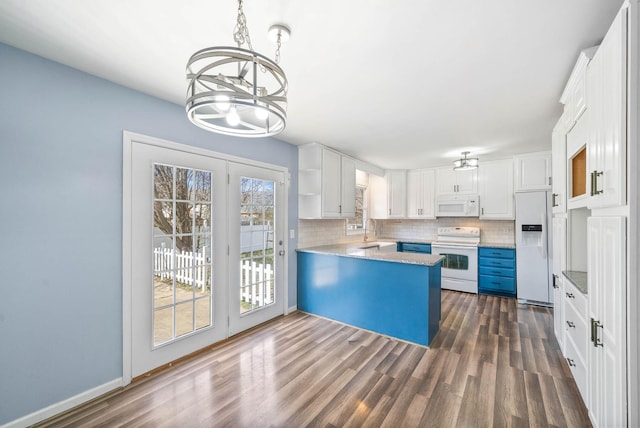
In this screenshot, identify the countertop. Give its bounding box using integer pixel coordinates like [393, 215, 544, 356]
[478, 242, 516, 249]
[563, 270, 588, 295]
[296, 242, 444, 266]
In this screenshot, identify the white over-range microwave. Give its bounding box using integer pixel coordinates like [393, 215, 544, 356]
[435, 194, 480, 217]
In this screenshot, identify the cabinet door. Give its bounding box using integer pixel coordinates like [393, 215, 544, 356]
[515, 152, 551, 191]
[455, 168, 478, 194]
[420, 169, 436, 218]
[387, 170, 406, 218]
[479, 159, 514, 219]
[321, 149, 342, 217]
[587, 216, 626, 427]
[407, 169, 435, 218]
[586, 7, 627, 209]
[436, 167, 457, 195]
[406, 170, 422, 218]
[368, 174, 388, 219]
[551, 122, 567, 214]
[552, 216, 566, 351]
[340, 156, 356, 217]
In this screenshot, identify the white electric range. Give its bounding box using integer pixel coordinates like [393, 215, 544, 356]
[431, 226, 480, 294]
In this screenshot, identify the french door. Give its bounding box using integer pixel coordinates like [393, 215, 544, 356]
[125, 134, 286, 380]
[228, 162, 285, 335]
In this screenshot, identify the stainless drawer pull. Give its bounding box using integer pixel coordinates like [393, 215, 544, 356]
[565, 292, 574, 299]
[566, 321, 575, 328]
[566, 358, 576, 367]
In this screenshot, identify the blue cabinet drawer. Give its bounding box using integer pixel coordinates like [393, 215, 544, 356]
[479, 266, 515, 278]
[479, 256, 515, 269]
[399, 243, 431, 254]
[479, 275, 516, 293]
[478, 247, 515, 259]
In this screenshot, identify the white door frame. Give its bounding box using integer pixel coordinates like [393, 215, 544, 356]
[122, 131, 289, 386]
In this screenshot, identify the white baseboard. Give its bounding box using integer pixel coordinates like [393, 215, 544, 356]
[3, 378, 122, 428]
[286, 304, 297, 314]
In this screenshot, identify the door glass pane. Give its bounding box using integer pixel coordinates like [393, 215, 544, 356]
[239, 176, 276, 314]
[152, 163, 213, 347]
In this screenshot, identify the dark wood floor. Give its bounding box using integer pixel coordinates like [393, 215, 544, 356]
[37, 291, 591, 427]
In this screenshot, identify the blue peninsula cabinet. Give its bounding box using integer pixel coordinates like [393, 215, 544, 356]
[478, 247, 516, 297]
[297, 248, 442, 346]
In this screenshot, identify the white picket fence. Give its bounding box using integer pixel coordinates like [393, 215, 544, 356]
[240, 260, 274, 307]
[154, 246, 274, 305]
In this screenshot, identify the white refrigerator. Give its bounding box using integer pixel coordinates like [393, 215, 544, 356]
[515, 191, 553, 305]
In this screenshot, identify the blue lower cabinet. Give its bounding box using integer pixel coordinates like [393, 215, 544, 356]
[297, 251, 441, 346]
[478, 247, 516, 297]
[397, 242, 431, 254]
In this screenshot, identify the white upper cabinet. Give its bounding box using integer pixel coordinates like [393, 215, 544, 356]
[369, 170, 407, 219]
[435, 167, 478, 195]
[478, 159, 514, 219]
[407, 169, 436, 219]
[586, 7, 627, 210]
[386, 170, 407, 218]
[298, 143, 356, 219]
[560, 47, 598, 129]
[514, 151, 551, 191]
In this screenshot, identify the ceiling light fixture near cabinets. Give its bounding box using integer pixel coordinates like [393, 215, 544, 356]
[185, 0, 290, 137]
[453, 151, 479, 170]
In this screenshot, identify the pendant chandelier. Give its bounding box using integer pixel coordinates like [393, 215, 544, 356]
[186, 0, 289, 137]
[453, 151, 479, 170]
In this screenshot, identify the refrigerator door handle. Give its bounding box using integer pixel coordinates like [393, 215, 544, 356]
[540, 211, 547, 259]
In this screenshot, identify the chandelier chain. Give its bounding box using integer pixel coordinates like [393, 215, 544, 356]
[233, 0, 254, 51]
[274, 32, 282, 63]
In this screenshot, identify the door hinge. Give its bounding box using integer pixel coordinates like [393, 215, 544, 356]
[227, 245, 230, 256]
[227, 174, 230, 184]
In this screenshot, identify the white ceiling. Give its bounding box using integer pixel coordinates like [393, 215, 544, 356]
[0, 0, 623, 169]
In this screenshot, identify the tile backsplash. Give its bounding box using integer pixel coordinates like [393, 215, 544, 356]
[377, 218, 515, 243]
[298, 218, 515, 248]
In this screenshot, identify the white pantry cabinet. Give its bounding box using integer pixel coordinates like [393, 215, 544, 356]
[514, 151, 551, 191]
[478, 158, 514, 219]
[435, 167, 477, 195]
[587, 216, 626, 428]
[406, 169, 435, 219]
[298, 143, 356, 219]
[586, 7, 627, 210]
[369, 170, 406, 219]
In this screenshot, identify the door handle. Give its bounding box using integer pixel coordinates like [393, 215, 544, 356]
[565, 292, 574, 299]
[566, 358, 576, 367]
[279, 250, 285, 256]
[566, 320, 575, 328]
[552, 193, 558, 207]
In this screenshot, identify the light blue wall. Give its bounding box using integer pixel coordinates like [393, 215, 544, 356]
[0, 43, 298, 424]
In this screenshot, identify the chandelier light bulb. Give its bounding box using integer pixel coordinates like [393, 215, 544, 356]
[216, 95, 230, 111]
[255, 107, 269, 120]
[226, 107, 240, 126]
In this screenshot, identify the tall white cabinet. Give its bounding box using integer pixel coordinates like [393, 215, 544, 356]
[551, 3, 633, 426]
